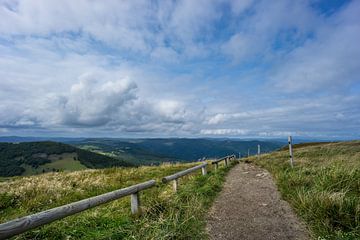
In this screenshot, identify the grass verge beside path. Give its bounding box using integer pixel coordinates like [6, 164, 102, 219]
[248, 141, 360, 240]
[0, 161, 236, 239]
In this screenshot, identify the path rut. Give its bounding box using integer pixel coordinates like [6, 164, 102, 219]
[206, 162, 310, 240]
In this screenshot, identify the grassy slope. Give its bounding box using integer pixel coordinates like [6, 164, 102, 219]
[77, 144, 174, 166]
[248, 141, 360, 239]
[21, 153, 87, 176]
[0, 141, 134, 177]
[0, 161, 235, 239]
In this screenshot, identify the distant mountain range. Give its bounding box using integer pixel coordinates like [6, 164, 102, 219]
[0, 136, 87, 143]
[0, 136, 347, 144]
[0, 137, 287, 177]
[67, 138, 284, 163]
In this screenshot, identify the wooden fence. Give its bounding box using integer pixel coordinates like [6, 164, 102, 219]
[162, 162, 207, 192]
[211, 154, 236, 170]
[0, 155, 236, 240]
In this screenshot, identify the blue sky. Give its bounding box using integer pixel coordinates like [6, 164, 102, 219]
[0, 0, 359, 139]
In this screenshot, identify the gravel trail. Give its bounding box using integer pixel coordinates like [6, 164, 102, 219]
[206, 162, 310, 240]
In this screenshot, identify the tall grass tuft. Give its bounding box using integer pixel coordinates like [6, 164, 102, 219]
[250, 141, 360, 239]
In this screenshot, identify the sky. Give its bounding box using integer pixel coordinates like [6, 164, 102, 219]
[0, 0, 359, 139]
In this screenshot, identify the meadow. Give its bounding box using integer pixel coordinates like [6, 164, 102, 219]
[249, 141, 360, 239]
[21, 153, 87, 176]
[0, 161, 234, 239]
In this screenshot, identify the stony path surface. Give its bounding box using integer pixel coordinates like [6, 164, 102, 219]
[206, 163, 310, 240]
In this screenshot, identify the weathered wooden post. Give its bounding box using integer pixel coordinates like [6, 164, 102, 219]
[225, 157, 228, 166]
[214, 162, 218, 171]
[288, 136, 294, 168]
[201, 165, 207, 175]
[131, 192, 140, 214]
[173, 179, 178, 192]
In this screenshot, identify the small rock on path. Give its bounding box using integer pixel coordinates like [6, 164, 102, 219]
[206, 163, 310, 240]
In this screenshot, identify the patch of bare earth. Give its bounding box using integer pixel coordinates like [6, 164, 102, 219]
[207, 163, 310, 240]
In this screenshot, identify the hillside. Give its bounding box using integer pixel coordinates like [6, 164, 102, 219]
[0, 162, 233, 239]
[0, 138, 283, 177]
[248, 141, 360, 239]
[0, 141, 133, 177]
[70, 138, 283, 164]
[70, 138, 179, 166]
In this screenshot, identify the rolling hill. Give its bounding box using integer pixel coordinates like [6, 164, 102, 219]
[0, 141, 133, 177]
[0, 138, 284, 177]
[1, 140, 358, 239]
[69, 138, 284, 164]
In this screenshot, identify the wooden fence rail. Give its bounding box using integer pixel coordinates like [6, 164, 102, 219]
[0, 155, 236, 239]
[212, 154, 236, 170]
[0, 180, 156, 240]
[162, 162, 207, 192]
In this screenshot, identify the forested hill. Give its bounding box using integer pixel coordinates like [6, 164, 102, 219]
[134, 138, 283, 160]
[0, 141, 133, 177]
[69, 138, 284, 162]
[0, 138, 284, 177]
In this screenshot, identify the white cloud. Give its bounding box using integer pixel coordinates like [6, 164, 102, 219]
[0, 0, 359, 138]
[55, 73, 137, 126]
[150, 47, 179, 63]
[156, 100, 184, 119]
[271, 1, 360, 92]
[200, 128, 249, 135]
[0, 1, 154, 52]
[258, 131, 296, 137]
[39, 72, 202, 133]
[0, 0, 226, 58]
[221, 0, 319, 63]
[229, 0, 255, 15]
[203, 93, 360, 138]
[221, 34, 255, 63]
[0, 128, 8, 133]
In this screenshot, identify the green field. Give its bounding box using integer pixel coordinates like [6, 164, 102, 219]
[249, 141, 360, 239]
[21, 153, 87, 176]
[0, 141, 133, 177]
[0, 161, 234, 239]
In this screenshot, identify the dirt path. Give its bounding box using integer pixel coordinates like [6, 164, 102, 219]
[206, 163, 310, 240]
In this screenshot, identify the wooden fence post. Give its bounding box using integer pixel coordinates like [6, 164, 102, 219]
[201, 166, 207, 175]
[225, 157, 228, 166]
[131, 192, 140, 215]
[173, 179, 178, 192]
[288, 136, 294, 168]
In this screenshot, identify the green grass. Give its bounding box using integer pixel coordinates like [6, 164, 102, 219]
[248, 141, 360, 240]
[21, 153, 87, 176]
[0, 161, 235, 239]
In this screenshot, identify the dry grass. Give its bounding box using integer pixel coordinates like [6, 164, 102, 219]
[0, 161, 234, 239]
[248, 141, 360, 239]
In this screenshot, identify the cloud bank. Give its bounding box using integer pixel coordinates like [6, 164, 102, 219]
[0, 0, 359, 139]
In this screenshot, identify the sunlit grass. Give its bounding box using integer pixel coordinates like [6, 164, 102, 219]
[248, 141, 360, 239]
[0, 161, 234, 239]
